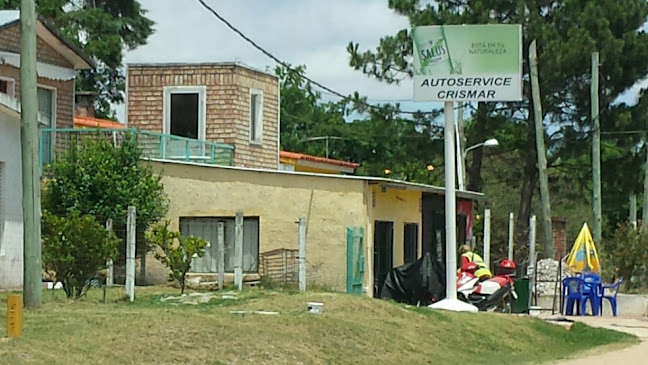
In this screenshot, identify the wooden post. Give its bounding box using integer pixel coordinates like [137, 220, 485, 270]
[298, 217, 307, 292]
[217, 222, 225, 290]
[630, 194, 638, 229]
[591, 52, 602, 243]
[508, 213, 514, 260]
[234, 211, 243, 291]
[483, 209, 491, 270]
[106, 219, 114, 287]
[7, 295, 23, 337]
[126, 206, 136, 302]
[529, 40, 554, 258]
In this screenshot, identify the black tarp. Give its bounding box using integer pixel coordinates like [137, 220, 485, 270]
[378, 253, 446, 306]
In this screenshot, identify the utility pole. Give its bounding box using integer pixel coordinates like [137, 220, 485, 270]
[20, 0, 42, 309]
[591, 52, 602, 243]
[529, 40, 554, 259]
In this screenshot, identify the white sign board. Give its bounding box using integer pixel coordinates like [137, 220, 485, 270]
[412, 24, 523, 102]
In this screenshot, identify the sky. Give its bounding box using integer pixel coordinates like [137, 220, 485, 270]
[116, 0, 427, 121]
[115, 0, 645, 122]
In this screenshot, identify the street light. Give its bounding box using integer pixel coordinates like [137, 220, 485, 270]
[458, 138, 499, 191]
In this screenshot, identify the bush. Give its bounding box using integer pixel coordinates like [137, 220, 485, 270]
[601, 223, 648, 291]
[42, 133, 168, 268]
[42, 211, 120, 298]
[147, 221, 209, 294]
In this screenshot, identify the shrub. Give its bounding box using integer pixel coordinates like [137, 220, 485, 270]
[601, 223, 648, 291]
[42, 211, 120, 298]
[42, 133, 168, 272]
[147, 221, 209, 294]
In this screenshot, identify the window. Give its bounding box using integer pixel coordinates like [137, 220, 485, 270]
[404, 223, 419, 264]
[37, 86, 56, 165]
[163, 86, 206, 140]
[180, 216, 260, 273]
[0, 78, 15, 97]
[249, 90, 263, 143]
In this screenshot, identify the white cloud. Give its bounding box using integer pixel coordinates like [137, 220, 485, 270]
[116, 0, 416, 121]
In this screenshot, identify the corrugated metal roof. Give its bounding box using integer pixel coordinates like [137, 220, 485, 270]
[148, 158, 484, 201]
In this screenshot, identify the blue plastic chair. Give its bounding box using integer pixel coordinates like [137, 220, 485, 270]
[600, 277, 623, 316]
[581, 273, 602, 316]
[562, 277, 593, 316]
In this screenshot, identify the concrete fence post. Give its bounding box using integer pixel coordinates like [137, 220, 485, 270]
[298, 218, 306, 292]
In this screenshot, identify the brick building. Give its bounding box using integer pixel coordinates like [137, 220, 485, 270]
[126, 62, 280, 170]
[0, 11, 93, 163]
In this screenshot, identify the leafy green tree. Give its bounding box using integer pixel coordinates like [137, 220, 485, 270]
[347, 0, 648, 248]
[0, 0, 154, 118]
[277, 65, 443, 184]
[42, 210, 120, 298]
[147, 221, 209, 294]
[42, 133, 168, 271]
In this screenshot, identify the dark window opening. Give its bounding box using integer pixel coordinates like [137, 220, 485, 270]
[404, 223, 419, 264]
[170, 93, 199, 139]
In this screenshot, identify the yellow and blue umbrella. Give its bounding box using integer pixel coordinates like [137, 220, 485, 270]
[565, 223, 601, 274]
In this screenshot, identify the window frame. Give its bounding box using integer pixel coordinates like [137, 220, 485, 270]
[249, 88, 264, 144]
[179, 216, 260, 274]
[37, 84, 57, 164]
[163, 86, 207, 141]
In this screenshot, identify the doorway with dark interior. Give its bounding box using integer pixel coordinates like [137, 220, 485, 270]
[373, 220, 394, 297]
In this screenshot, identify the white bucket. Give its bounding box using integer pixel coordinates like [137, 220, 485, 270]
[307, 302, 324, 314]
[529, 306, 541, 316]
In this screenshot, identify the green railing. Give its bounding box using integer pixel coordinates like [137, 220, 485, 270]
[39, 128, 235, 172]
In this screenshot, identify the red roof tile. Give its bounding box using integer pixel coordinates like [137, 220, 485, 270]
[74, 115, 125, 129]
[280, 151, 359, 169]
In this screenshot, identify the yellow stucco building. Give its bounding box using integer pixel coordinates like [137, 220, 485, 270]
[145, 159, 481, 297]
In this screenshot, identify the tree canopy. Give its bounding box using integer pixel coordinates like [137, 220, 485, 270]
[346, 0, 648, 245]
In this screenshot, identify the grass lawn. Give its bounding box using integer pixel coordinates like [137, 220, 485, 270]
[0, 286, 638, 364]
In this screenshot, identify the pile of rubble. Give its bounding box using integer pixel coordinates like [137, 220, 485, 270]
[160, 291, 240, 306]
[527, 258, 568, 296]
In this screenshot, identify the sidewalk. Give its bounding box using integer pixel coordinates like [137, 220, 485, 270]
[544, 316, 648, 364]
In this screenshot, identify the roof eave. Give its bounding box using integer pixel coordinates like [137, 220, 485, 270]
[37, 17, 95, 69]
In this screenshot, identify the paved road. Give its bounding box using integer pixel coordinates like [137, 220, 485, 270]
[545, 316, 648, 364]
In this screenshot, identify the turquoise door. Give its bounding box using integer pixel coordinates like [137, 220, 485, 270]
[346, 227, 365, 294]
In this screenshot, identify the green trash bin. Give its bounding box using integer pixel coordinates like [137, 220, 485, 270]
[512, 278, 530, 313]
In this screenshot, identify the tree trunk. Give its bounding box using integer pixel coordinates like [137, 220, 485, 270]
[466, 103, 489, 192]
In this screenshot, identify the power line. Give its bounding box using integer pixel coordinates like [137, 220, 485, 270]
[195, 0, 441, 116]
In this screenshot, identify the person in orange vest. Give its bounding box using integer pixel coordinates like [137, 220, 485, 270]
[459, 244, 493, 280]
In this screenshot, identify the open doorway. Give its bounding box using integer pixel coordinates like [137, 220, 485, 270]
[373, 221, 393, 297]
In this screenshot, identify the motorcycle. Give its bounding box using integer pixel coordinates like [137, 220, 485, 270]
[456, 259, 518, 312]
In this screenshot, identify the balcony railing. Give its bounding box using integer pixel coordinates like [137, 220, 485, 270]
[39, 128, 235, 172]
